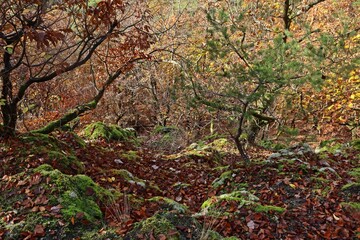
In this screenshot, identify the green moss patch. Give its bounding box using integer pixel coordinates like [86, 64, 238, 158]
[0, 164, 118, 239]
[111, 169, 146, 188]
[126, 212, 209, 240]
[164, 138, 235, 161]
[349, 168, 360, 180]
[19, 133, 84, 174]
[212, 170, 233, 188]
[81, 122, 136, 142]
[148, 196, 189, 213]
[254, 205, 286, 213]
[121, 150, 140, 161]
[341, 182, 360, 195]
[341, 202, 360, 211]
[200, 190, 285, 217]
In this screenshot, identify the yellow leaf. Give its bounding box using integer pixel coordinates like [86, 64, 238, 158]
[289, 183, 296, 189]
[107, 177, 115, 183]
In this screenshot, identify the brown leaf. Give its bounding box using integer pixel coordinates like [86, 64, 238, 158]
[34, 224, 45, 237]
[76, 212, 85, 219]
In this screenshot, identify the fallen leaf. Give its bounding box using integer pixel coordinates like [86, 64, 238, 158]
[247, 220, 255, 232]
[33, 224, 45, 237]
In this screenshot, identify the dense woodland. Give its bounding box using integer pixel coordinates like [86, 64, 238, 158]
[1, 0, 359, 239]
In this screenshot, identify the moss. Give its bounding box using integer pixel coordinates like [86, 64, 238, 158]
[48, 150, 85, 173]
[112, 169, 146, 188]
[121, 150, 140, 161]
[172, 182, 191, 190]
[164, 138, 234, 160]
[34, 165, 114, 223]
[212, 170, 233, 188]
[126, 212, 207, 240]
[2, 212, 59, 239]
[253, 205, 286, 213]
[82, 122, 136, 142]
[60, 190, 102, 222]
[351, 139, 360, 150]
[80, 228, 121, 239]
[341, 182, 360, 194]
[0, 165, 119, 239]
[154, 125, 179, 134]
[349, 168, 360, 180]
[127, 213, 179, 240]
[340, 202, 360, 211]
[201, 190, 259, 210]
[311, 177, 331, 183]
[19, 133, 84, 173]
[148, 196, 188, 213]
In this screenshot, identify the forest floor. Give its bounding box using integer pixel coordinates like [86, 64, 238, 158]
[0, 129, 359, 239]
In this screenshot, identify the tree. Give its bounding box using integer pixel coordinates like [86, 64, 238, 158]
[0, 0, 151, 136]
[187, 0, 359, 162]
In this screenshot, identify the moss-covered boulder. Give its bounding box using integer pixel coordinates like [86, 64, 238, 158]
[19, 133, 85, 174]
[81, 122, 136, 142]
[125, 212, 203, 240]
[148, 196, 189, 214]
[112, 169, 146, 188]
[164, 138, 235, 161]
[0, 164, 119, 239]
[199, 190, 285, 217]
[125, 211, 238, 240]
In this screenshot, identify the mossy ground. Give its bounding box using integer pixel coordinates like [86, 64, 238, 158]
[1, 132, 359, 239]
[0, 164, 119, 239]
[7, 132, 86, 174]
[81, 122, 136, 142]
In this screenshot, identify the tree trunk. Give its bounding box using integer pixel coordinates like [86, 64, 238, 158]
[234, 136, 250, 164]
[1, 102, 17, 136]
[1, 50, 17, 136]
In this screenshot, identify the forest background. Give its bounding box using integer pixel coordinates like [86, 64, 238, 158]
[1, 0, 360, 239]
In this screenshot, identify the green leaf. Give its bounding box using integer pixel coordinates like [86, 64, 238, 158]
[4, 45, 13, 54]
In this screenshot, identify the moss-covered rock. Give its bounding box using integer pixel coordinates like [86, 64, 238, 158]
[199, 190, 285, 217]
[112, 169, 146, 188]
[19, 132, 84, 174]
[0, 164, 118, 239]
[212, 170, 233, 188]
[81, 122, 136, 142]
[125, 212, 203, 240]
[164, 138, 235, 161]
[201, 190, 259, 211]
[125, 211, 236, 240]
[125, 213, 180, 240]
[121, 150, 140, 161]
[148, 196, 189, 213]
